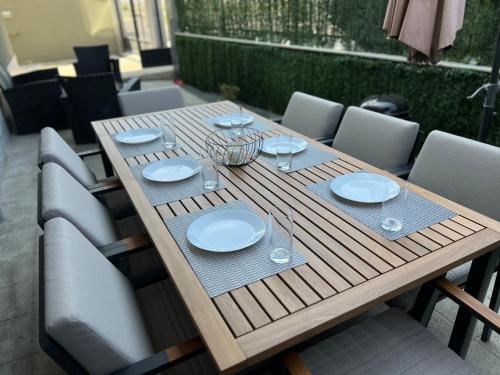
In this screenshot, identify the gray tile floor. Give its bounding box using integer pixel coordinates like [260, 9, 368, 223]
[0, 81, 498, 374]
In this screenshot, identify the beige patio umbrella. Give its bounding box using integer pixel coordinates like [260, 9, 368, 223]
[383, 0, 466, 63]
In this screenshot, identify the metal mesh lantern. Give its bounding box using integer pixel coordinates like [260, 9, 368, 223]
[205, 128, 263, 167]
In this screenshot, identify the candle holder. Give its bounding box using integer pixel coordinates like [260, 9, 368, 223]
[205, 128, 263, 167]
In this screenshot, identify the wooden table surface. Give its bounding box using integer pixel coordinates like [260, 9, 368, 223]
[93, 101, 500, 374]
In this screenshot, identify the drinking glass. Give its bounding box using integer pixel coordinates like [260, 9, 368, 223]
[381, 181, 408, 232]
[161, 118, 176, 150]
[200, 157, 219, 191]
[275, 134, 293, 172]
[230, 105, 245, 136]
[269, 205, 294, 264]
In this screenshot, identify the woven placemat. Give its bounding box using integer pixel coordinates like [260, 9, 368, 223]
[204, 113, 273, 132]
[112, 128, 182, 158]
[259, 144, 338, 173]
[130, 156, 225, 206]
[307, 179, 456, 240]
[164, 201, 307, 297]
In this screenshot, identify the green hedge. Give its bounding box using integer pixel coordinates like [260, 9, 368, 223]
[175, 0, 500, 65]
[177, 35, 500, 146]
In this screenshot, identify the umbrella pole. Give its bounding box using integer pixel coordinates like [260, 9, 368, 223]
[476, 20, 500, 142]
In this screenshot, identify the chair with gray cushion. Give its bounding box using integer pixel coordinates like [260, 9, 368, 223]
[332, 106, 420, 171]
[388, 131, 500, 317]
[40, 127, 101, 187]
[281, 307, 479, 374]
[39, 127, 132, 217]
[280, 92, 344, 143]
[41, 162, 120, 247]
[40, 217, 213, 374]
[118, 86, 185, 116]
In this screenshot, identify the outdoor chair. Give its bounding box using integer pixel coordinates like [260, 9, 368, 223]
[332, 106, 420, 173]
[278, 91, 344, 144]
[60, 72, 140, 144]
[0, 67, 68, 134]
[73, 44, 122, 84]
[118, 86, 185, 116]
[387, 131, 500, 333]
[40, 217, 215, 374]
[281, 290, 500, 375]
[39, 162, 144, 247]
[39, 127, 134, 220]
[39, 162, 161, 283]
[39, 126, 115, 188]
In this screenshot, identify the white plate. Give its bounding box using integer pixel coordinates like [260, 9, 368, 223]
[261, 136, 308, 155]
[187, 210, 266, 252]
[215, 114, 254, 127]
[142, 158, 201, 182]
[330, 172, 400, 203]
[114, 128, 161, 144]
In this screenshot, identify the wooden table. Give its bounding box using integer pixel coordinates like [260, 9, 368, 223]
[93, 101, 500, 374]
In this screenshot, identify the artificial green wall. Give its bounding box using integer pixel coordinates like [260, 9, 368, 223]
[177, 35, 499, 146]
[175, 0, 499, 65]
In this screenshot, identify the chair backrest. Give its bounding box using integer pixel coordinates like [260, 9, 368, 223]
[41, 162, 119, 246]
[282, 92, 344, 140]
[11, 68, 59, 86]
[118, 86, 185, 116]
[408, 130, 500, 221]
[40, 127, 97, 187]
[332, 106, 420, 170]
[60, 73, 121, 143]
[43, 217, 153, 374]
[3, 79, 66, 134]
[73, 45, 111, 75]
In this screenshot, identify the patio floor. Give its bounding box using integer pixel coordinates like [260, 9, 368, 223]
[0, 81, 498, 374]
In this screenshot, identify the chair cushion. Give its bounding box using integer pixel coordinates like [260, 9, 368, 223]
[118, 86, 185, 116]
[332, 106, 419, 170]
[408, 130, 500, 221]
[299, 308, 477, 374]
[40, 127, 97, 187]
[282, 92, 344, 140]
[44, 217, 153, 374]
[42, 162, 119, 247]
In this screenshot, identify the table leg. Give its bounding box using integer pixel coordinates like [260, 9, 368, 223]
[409, 279, 441, 326]
[448, 250, 497, 357]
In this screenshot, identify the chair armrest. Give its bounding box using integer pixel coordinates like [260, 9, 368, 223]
[98, 234, 151, 261]
[271, 116, 283, 124]
[119, 77, 141, 93]
[317, 137, 333, 146]
[386, 163, 414, 179]
[77, 148, 103, 158]
[87, 176, 122, 195]
[111, 337, 205, 375]
[435, 279, 500, 335]
[281, 352, 312, 375]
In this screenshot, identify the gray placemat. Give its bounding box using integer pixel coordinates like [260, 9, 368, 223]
[130, 156, 225, 206]
[307, 179, 456, 240]
[259, 144, 338, 173]
[164, 201, 307, 297]
[205, 113, 273, 132]
[112, 128, 182, 158]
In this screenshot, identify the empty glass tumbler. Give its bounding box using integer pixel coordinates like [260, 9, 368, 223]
[230, 106, 244, 136]
[381, 181, 408, 232]
[200, 157, 219, 191]
[161, 119, 176, 150]
[269, 205, 294, 264]
[275, 134, 293, 172]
